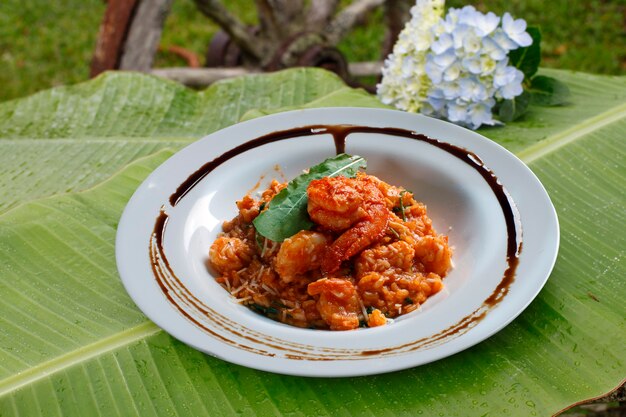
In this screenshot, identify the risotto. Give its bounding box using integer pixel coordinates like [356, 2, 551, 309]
[208, 171, 452, 330]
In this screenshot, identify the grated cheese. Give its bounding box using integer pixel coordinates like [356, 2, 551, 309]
[358, 298, 368, 320]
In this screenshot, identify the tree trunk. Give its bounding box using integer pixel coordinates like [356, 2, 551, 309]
[120, 0, 174, 71]
[90, 0, 138, 77]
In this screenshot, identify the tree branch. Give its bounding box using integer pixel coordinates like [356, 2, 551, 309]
[150, 61, 382, 87]
[151, 67, 257, 87]
[381, 0, 411, 58]
[193, 0, 265, 60]
[324, 0, 385, 45]
[269, 0, 304, 28]
[349, 60, 382, 77]
[307, 0, 340, 29]
[255, 0, 280, 42]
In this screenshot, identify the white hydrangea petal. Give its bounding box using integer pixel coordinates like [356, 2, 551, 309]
[493, 61, 516, 87]
[462, 29, 482, 54]
[482, 36, 508, 60]
[428, 87, 445, 99]
[447, 101, 468, 122]
[498, 68, 524, 99]
[457, 6, 479, 26]
[425, 58, 444, 83]
[420, 102, 436, 116]
[432, 33, 453, 54]
[458, 76, 488, 101]
[480, 55, 497, 75]
[442, 10, 460, 33]
[451, 24, 470, 49]
[441, 81, 461, 99]
[474, 11, 500, 36]
[461, 56, 483, 75]
[432, 49, 457, 68]
[427, 95, 446, 111]
[415, 30, 435, 51]
[468, 100, 496, 129]
[502, 12, 532, 47]
[491, 29, 518, 51]
[458, 77, 475, 101]
[443, 62, 462, 81]
[511, 31, 532, 47]
[432, 21, 446, 37]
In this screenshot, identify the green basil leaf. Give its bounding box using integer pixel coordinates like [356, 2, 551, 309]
[509, 27, 542, 79]
[529, 75, 571, 106]
[253, 153, 366, 241]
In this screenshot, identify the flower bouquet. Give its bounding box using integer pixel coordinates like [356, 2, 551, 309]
[377, 0, 570, 129]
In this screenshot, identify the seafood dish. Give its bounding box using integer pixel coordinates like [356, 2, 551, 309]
[208, 156, 452, 330]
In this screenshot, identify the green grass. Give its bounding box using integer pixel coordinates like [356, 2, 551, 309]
[0, 0, 624, 103]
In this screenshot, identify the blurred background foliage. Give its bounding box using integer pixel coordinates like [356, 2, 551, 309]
[0, 0, 624, 102]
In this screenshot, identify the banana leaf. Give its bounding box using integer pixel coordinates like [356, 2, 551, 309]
[0, 68, 623, 416]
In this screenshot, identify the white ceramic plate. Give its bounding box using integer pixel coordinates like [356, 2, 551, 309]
[116, 108, 559, 377]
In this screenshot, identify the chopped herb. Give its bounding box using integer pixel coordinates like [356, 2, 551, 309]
[359, 319, 368, 328]
[397, 190, 407, 221]
[259, 201, 266, 211]
[250, 303, 279, 317]
[366, 306, 374, 314]
[405, 297, 414, 304]
[250, 303, 265, 313]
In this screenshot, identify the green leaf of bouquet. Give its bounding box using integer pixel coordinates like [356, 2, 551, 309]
[510, 27, 542, 79]
[529, 75, 571, 106]
[253, 154, 366, 241]
[0, 68, 624, 416]
[498, 90, 531, 122]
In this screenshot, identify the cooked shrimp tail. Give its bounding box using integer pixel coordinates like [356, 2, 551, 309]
[307, 174, 390, 274]
[321, 202, 388, 273]
[308, 278, 361, 330]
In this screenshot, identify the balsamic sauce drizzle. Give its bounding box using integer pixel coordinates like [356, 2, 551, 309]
[152, 124, 523, 359]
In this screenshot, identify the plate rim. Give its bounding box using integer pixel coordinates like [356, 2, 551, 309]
[115, 107, 560, 377]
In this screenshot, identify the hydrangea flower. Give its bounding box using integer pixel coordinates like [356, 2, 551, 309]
[377, 1, 532, 129]
[377, 0, 445, 113]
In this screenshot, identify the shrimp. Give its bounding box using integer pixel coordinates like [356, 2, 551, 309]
[307, 176, 364, 231]
[366, 174, 404, 210]
[307, 174, 390, 274]
[307, 278, 360, 330]
[274, 230, 332, 283]
[209, 236, 254, 275]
